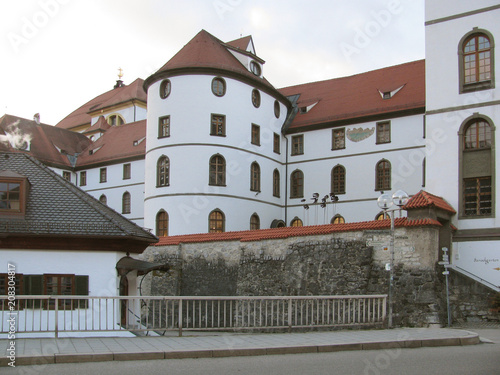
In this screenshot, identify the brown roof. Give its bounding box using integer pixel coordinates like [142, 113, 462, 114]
[404, 190, 456, 214]
[83, 116, 111, 135]
[56, 78, 147, 131]
[226, 35, 253, 51]
[0, 114, 91, 168]
[154, 217, 441, 246]
[146, 30, 275, 91]
[279, 60, 425, 132]
[75, 120, 146, 167]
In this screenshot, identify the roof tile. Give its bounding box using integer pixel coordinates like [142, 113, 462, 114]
[155, 217, 441, 246]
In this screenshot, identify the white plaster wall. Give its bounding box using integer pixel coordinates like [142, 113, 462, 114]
[79, 159, 145, 226]
[144, 74, 287, 234]
[0, 250, 136, 337]
[425, 6, 500, 112]
[425, 0, 500, 25]
[453, 240, 500, 289]
[287, 115, 425, 224]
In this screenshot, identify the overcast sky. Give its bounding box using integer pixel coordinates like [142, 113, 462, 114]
[0, 0, 425, 125]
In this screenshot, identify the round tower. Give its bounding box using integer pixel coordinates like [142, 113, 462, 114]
[143, 30, 290, 236]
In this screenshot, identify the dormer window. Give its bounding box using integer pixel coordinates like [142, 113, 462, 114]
[0, 171, 28, 217]
[250, 61, 261, 76]
[107, 114, 125, 126]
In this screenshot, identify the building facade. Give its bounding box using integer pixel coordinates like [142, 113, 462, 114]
[0, 1, 498, 290]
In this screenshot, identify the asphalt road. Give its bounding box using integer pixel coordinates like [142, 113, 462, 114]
[3, 329, 499, 375]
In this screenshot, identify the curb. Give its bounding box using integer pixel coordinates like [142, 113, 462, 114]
[0, 334, 480, 367]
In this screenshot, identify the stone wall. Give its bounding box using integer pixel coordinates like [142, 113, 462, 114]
[140, 225, 473, 327]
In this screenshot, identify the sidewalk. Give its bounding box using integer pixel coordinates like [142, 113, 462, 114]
[0, 328, 481, 367]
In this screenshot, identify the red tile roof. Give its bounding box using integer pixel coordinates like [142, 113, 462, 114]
[148, 30, 275, 91]
[0, 114, 91, 168]
[226, 35, 253, 51]
[404, 190, 456, 214]
[56, 78, 146, 131]
[154, 217, 441, 246]
[75, 120, 146, 167]
[83, 116, 111, 135]
[279, 60, 425, 132]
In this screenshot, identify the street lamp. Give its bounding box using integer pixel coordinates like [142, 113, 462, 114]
[377, 190, 409, 328]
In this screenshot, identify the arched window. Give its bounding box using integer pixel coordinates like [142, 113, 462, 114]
[209, 209, 225, 233]
[212, 77, 226, 97]
[459, 30, 495, 93]
[209, 155, 226, 186]
[122, 192, 131, 214]
[290, 217, 303, 227]
[376, 212, 389, 220]
[107, 114, 125, 126]
[273, 169, 280, 197]
[459, 115, 495, 217]
[331, 214, 345, 224]
[375, 160, 391, 191]
[99, 194, 107, 205]
[250, 162, 260, 192]
[156, 210, 168, 237]
[290, 170, 304, 198]
[464, 119, 492, 149]
[331, 165, 346, 195]
[252, 89, 261, 108]
[159, 79, 171, 99]
[157, 156, 169, 187]
[250, 214, 260, 230]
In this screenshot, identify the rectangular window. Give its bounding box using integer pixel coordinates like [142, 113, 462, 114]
[210, 114, 226, 136]
[463, 177, 492, 216]
[158, 115, 170, 138]
[100, 168, 107, 183]
[80, 171, 87, 186]
[0, 180, 22, 213]
[332, 128, 345, 150]
[291, 135, 304, 156]
[376, 121, 391, 144]
[123, 163, 131, 180]
[63, 171, 71, 181]
[251, 124, 260, 146]
[273, 133, 280, 154]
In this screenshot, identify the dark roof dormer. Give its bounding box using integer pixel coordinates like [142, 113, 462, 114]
[0, 168, 30, 219]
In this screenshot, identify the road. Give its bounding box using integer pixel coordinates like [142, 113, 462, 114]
[3, 329, 499, 375]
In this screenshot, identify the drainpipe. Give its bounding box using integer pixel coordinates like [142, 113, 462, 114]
[284, 135, 289, 225]
[281, 95, 299, 226]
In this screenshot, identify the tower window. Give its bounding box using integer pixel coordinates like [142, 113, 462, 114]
[212, 77, 226, 97]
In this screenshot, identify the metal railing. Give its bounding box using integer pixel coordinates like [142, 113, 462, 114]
[1, 295, 387, 338]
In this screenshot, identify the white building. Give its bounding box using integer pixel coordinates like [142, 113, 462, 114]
[0, 0, 498, 290]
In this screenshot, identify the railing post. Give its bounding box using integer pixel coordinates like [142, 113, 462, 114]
[178, 298, 183, 337]
[54, 297, 59, 338]
[288, 298, 292, 333]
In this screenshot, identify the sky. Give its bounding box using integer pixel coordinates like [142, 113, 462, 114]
[0, 0, 425, 126]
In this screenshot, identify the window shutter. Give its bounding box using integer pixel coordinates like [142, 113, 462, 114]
[23, 275, 43, 308]
[76, 275, 89, 308]
[75, 275, 89, 295]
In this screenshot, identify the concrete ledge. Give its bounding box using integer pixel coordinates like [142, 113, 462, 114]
[164, 350, 213, 359]
[420, 338, 461, 347]
[55, 353, 113, 364]
[213, 348, 267, 357]
[267, 346, 318, 355]
[460, 335, 480, 345]
[1, 355, 56, 367]
[318, 343, 363, 352]
[113, 351, 164, 361]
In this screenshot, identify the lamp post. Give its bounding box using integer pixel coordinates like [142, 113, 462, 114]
[377, 190, 409, 328]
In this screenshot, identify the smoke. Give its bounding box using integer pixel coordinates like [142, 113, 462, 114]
[0, 120, 33, 150]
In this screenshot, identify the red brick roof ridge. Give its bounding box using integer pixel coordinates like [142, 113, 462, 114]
[154, 217, 441, 246]
[403, 190, 456, 214]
